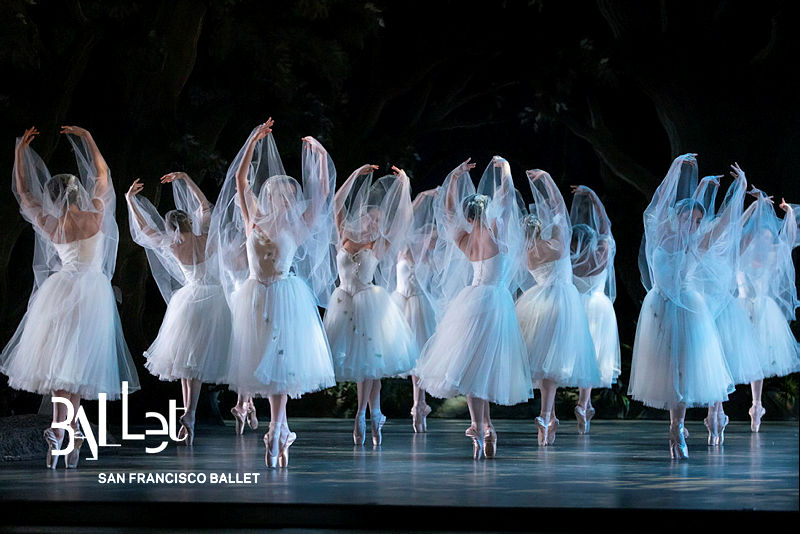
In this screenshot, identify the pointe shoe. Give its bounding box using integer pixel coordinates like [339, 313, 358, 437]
[411, 404, 432, 433]
[749, 403, 765, 433]
[246, 403, 259, 430]
[278, 425, 296, 468]
[371, 413, 387, 446]
[717, 412, 729, 446]
[43, 429, 63, 470]
[669, 422, 689, 460]
[704, 415, 719, 446]
[353, 414, 366, 446]
[547, 416, 559, 445]
[575, 405, 588, 435]
[465, 426, 484, 460]
[179, 415, 195, 447]
[263, 424, 280, 469]
[535, 416, 549, 447]
[586, 404, 596, 430]
[66, 428, 85, 468]
[483, 427, 497, 459]
[231, 407, 247, 435]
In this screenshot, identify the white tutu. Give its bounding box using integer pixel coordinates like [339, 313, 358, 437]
[743, 295, 800, 379]
[144, 283, 232, 383]
[1, 269, 140, 400]
[712, 296, 765, 385]
[326, 285, 418, 381]
[517, 261, 604, 389]
[629, 288, 735, 409]
[578, 287, 622, 388]
[227, 274, 335, 398]
[415, 254, 533, 405]
[392, 291, 436, 350]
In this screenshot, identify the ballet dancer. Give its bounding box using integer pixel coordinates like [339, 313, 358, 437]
[1, 126, 140, 468]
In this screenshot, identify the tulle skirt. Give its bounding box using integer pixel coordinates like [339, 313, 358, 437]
[581, 291, 622, 388]
[0, 270, 140, 400]
[414, 284, 533, 405]
[713, 296, 765, 385]
[516, 282, 604, 389]
[629, 288, 734, 410]
[391, 290, 437, 367]
[325, 285, 418, 381]
[227, 275, 335, 398]
[144, 283, 232, 383]
[743, 295, 800, 379]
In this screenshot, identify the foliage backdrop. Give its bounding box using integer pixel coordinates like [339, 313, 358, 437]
[0, 0, 797, 424]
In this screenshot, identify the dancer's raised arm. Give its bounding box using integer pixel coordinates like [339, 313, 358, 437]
[60, 125, 109, 203]
[236, 119, 273, 230]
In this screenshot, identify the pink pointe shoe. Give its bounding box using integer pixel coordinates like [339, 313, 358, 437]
[575, 405, 588, 435]
[179, 414, 195, 447]
[353, 413, 366, 446]
[246, 403, 259, 430]
[483, 426, 497, 459]
[231, 406, 247, 436]
[465, 426, 484, 460]
[704, 414, 720, 446]
[749, 403, 765, 433]
[264, 423, 281, 469]
[586, 404, 596, 432]
[411, 404, 432, 433]
[43, 428, 63, 470]
[717, 411, 729, 446]
[371, 413, 387, 446]
[278, 425, 296, 468]
[669, 422, 689, 460]
[66, 427, 85, 468]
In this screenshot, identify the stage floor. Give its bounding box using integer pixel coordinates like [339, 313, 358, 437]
[1, 418, 797, 529]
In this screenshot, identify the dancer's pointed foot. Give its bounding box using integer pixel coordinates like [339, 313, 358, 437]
[43, 428, 63, 470]
[575, 405, 588, 434]
[231, 406, 247, 436]
[483, 426, 497, 459]
[246, 403, 259, 430]
[749, 403, 765, 433]
[371, 412, 386, 446]
[669, 422, 689, 460]
[704, 415, 719, 446]
[66, 427, 85, 468]
[179, 414, 195, 447]
[353, 413, 366, 446]
[465, 425, 484, 460]
[264, 423, 280, 469]
[278, 424, 296, 468]
[411, 404, 431, 433]
[717, 411, 729, 445]
[535, 416, 549, 447]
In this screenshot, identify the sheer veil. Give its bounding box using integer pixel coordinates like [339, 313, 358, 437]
[569, 185, 616, 302]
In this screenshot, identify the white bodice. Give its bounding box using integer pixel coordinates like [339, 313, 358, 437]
[177, 257, 209, 285]
[53, 231, 104, 272]
[395, 257, 422, 297]
[573, 270, 607, 295]
[528, 256, 571, 286]
[337, 247, 379, 294]
[470, 253, 509, 287]
[246, 227, 297, 284]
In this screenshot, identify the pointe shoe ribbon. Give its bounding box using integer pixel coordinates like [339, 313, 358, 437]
[353, 414, 366, 446]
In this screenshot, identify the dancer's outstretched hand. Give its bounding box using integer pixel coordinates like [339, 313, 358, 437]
[730, 162, 746, 180]
[251, 118, 274, 143]
[126, 178, 144, 199]
[18, 126, 38, 149]
[779, 198, 790, 212]
[160, 172, 188, 184]
[60, 125, 90, 138]
[360, 164, 379, 175]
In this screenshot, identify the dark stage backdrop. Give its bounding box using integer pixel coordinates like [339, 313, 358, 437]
[1, 0, 797, 424]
